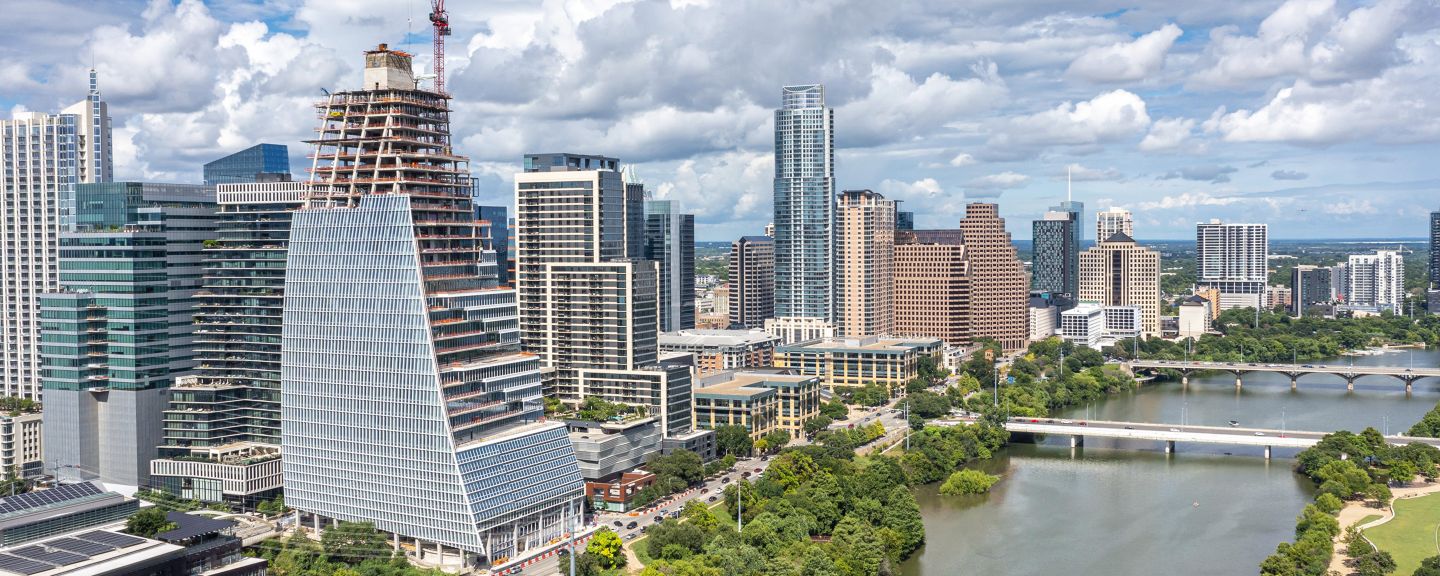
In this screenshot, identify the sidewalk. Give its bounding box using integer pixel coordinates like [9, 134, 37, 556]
[1328, 478, 1440, 575]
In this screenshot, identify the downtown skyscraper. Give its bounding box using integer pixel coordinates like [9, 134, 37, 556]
[645, 200, 696, 332]
[769, 84, 835, 341]
[2, 70, 112, 399]
[729, 235, 775, 329]
[837, 189, 895, 337]
[1196, 220, 1269, 310]
[1032, 196, 1083, 300]
[281, 45, 583, 567]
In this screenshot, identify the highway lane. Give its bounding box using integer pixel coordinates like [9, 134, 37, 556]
[1130, 359, 1440, 378]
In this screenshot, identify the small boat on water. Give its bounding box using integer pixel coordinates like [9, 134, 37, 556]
[1228, 420, 1240, 427]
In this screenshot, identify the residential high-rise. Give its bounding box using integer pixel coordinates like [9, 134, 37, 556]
[894, 239, 969, 345]
[1032, 206, 1080, 299]
[623, 168, 647, 260]
[514, 154, 691, 435]
[1291, 265, 1335, 316]
[202, 144, 290, 185]
[1347, 250, 1404, 311]
[2, 70, 112, 400]
[772, 84, 835, 324]
[729, 236, 774, 328]
[836, 189, 895, 337]
[1078, 231, 1161, 336]
[1095, 207, 1133, 242]
[1195, 220, 1268, 310]
[1429, 210, 1440, 314]
[896, 211, 915, 231]
[282, 45, 583, 567]
[475, 205, 510, 285]
[645, 200, 696, 332]
[149, 180, 307, 507]
[957, 204, 1029, 351]
[40, 182, 214, 488]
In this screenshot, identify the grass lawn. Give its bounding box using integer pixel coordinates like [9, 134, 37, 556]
[1356, 514, 1384, 527]
[1366, 494, 1440, 575]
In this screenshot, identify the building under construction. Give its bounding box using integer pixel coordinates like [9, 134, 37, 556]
[279, 44, 585, 570]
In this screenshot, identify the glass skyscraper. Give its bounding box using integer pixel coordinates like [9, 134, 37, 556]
[202, 144, 290, 185]
[772, 84, 835, 322]
[282, 45, 582, 568]
[476, 205, 510, 285]
[645, 200, 696, 332]
[1032, 200, 1082, 299]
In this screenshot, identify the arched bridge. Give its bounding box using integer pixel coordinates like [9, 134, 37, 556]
[1126, 359, 1440, 392]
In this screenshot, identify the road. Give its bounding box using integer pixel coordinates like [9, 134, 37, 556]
[933, 416, 1440, 452]
[1130, 359, 1440, 378]
[517, 455, 774, 576]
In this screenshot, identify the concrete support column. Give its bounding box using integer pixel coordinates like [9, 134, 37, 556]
[1264, 446, 1272, 460]
[313, 514, 321, 532]
[1181, 374, 1189, 387]
[1346, 378, 1355, 392]
[1070, 435, 1082, 448]
[1290, 377, 1298, 391]
[393, 532, 399, 552]
[1165, 440, 1175, 454]
[1234, 374, 1243, 388]
[1406, 381, 1414, 394]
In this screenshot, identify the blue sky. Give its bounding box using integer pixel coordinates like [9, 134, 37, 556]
[2, 0, 1437, 240]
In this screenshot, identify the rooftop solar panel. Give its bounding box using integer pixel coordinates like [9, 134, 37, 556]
[0, 554, 55, 576]
[75, 531, 145, 548]
[43, 538, 115, 557]
[7, 547, 86, 567]
[0, 483, 104, 515]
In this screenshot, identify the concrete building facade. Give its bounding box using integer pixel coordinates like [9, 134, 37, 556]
[1347, 250, 1404, 312]
[893, 241, 969, 345]
[957, 204, 1029, 351]
[774, 336, 944, 392]
[1195, 220, 1268, 310]
[772, 84, 835, 328]
[644, 200, 695, 332]
[1095, 207, 1133, 243]
[729, 236, 774, 328]
[1078, 232, 1161, 337]
[658, 329, 778, 376]
[836, 190, 894, 337]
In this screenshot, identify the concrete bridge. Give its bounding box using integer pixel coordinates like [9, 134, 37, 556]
[1126, 359, 1440, 392]
[933, 417, 1440, 459]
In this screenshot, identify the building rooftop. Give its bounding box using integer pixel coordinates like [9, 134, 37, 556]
[778, 336, 942, 353]
[0, 528, 179, 576]
[693, 375, 780, 401]
[658, 329, 778, 348]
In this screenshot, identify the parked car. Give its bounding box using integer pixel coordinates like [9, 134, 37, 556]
[612, 520, 623, 527]
[721, 477, 731, 484]
[707, 496, 717, 502]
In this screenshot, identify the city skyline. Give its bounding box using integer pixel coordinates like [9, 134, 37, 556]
[2, 1, 1437, 241]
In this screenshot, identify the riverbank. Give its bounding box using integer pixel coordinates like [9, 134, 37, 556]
[1329, 479, 1440, 575]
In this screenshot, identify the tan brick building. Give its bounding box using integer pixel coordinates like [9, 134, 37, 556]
[894, 241, 970, 345]
[1078, 232, 1162, 336]
[958, 203, 1029, 352]
[837, 190, 895, 337]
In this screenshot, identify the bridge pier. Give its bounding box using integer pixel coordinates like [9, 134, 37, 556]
[1181, 374, 1188, 387]
[1235, 374, 1243, 388]
[1070, 435, 1083, 448]
[1290, 376, 1298, 391]
[1345, 376, 1356, 392]
[1165, 440, 1175, 454]
[1264, 446, 1271, 460]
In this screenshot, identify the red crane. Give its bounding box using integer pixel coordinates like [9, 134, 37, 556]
[429, 0, 451, 94]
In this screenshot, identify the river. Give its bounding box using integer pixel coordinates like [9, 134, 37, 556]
[900, 348, 1440, 575]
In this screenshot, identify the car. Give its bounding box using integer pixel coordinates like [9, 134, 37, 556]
[741, 472, 751, 479]
[1124, 426, 1135, 430]
[1169, 428, 1180, 432]
[1254, 432, 1265, 436]
[760, 455, 770, 461]
[626, 521, 638, 529]
[1046, 419, 1056, 423]
[613, 520, 623, 527]
[670, 511, 680, 518]
[1248, 363, 1257, 367]
[1060, 419, 1074, 424]
[1302, 364, 1314, 368]
[707, 496, 717, 502]
[754, 468, 762, 473]
[1030, 419, 1039, 423]
[1078, 421, 1087, 426]
[700, 488, 709, 494]
[721, 477, 731, 484]
[654, 515, 664, 523]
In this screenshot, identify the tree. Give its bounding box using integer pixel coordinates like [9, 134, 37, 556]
[939, 469, 1000, 495]
[125, 507, 176, 538]
[763, 430, 792, 452]
[820, 399, 849, 420]
[648, 450, 704, 487]
[1314, 492, 1344, 515]
[681, 499, 719, 533]
[802, 415, 832, 437]
[257, 496, 287, 516]
[716, 425, 754, 457]
[767, 451, 820, 492]
[1352, 550, 1396, 576]
[1388, 460, 1418, 485]
[320, 521, 391, 564]
[648, 519, 706, 557]
[882, 487, 925, 557]
[1412, 555, 1440, 576]
[585, 528, 626, 569]
[1365, 483, 1393, 508]
[907, 391, 951, 419]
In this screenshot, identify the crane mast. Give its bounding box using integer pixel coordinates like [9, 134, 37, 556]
[429, 0, 451, 94]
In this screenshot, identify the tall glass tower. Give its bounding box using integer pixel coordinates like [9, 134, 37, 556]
[282, 44, 583, 567]
[772, 84, 835, 323]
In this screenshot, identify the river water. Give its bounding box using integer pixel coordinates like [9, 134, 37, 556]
[900, 348, 1440, 576]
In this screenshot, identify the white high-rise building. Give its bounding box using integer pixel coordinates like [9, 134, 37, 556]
[1095, 207, 1133, 243]
[1348, 250, 1404, 311]
[1195, 220, 1268, 310]
[773, 84, 835, 325]
[1, 70, 112, 399]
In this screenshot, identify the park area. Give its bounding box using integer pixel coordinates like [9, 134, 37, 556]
[1366, 494, 1440, 575]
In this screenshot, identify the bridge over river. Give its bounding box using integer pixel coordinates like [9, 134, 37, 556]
[1126, 359, 1440, 391]
[934, 417, 1440, 459]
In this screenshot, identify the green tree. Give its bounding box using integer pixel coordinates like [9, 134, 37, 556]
[819, 399, 849, 420]
[882, 487, 925, 557]
[1412, 555, 1440, 576]
[906, 391, 951, 419]
[1388, 460, 1418, 485]
[1365, 483, 1393, 508]
[939, 469, 1000, 495]
[585, 528, 626, 569]
[1353, 550, 1397, 576]
[802, 415, 832, 437]
[320, 521, 391, 564]
[681, 499, 719, 533]
[1314, 492, 1344, 515]
[648, 518, 707, 557]
[648, 449, 704, 487]
[125, 507, 176, 538]
[763, 430, 792, 452]
[715, 425, 754, 457]
[767, 451, 820, 492]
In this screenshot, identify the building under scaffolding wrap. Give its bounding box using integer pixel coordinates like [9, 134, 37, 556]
[280, 44, 585, 569]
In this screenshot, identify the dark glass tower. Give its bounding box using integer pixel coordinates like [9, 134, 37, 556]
[645, 200, 696, 331]
[1032, 201, 1081, 299]
[203, 144, 290, 185]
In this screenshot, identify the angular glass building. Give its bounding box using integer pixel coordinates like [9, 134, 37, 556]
[282, 44, 583, 568]
[202, 144, 290, 185]
[772, 84, 835, 323]
[645, 200, 696, 332]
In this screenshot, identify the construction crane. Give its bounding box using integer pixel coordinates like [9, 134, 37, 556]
[429, 0, 451, 94]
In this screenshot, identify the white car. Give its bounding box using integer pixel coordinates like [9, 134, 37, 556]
[1169, 428, 1180, 432]
[1060, 419, 1074, 424]
[1254, 432, 1265, 436]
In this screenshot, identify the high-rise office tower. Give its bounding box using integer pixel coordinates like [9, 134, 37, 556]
[1078, 230, 1161, 336]
[1095, 207, 1133, 243]
[836, 190, 895, 337]
[646, 200, 696, 332]
[514, 153, 691, 435]
[1347, 250, 1404, 311]
[896, 211, 915, 231]
[203, 143, 291, 185]
[1429, 210, 1440, 288]
[729, 236, 775, 328]
[40, 182, 214, 488]
[1290, 265, 1335, 316]
[958, 204, 1029, 351]
[1195, 220, 1268, 310]
[624, 168, 647, 260]
[282, 45, 583, 566]
[772, 84, 835, 324]
[2, 70, 112, 400]
[150, 178, 307, 506]
[475, 205, 510, 285]
[1032, 200, 1082, 299]
[894, 237, 969, 345]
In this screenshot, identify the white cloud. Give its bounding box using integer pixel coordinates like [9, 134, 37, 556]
[1139, 117, 1197, 151]
[1134, 191, 1246, 210]
[1158, 164, 1238, 183]
[968, 171, 1030, 189]
[838, 63, 1009, 148]
[878, 177, 945, 199]
[1062, 163, 1124, 181]
[984, 90, 1151, 158]
[1321, 199, 1377, 215]
[1271, 169, 1309, 180]
[1066, 23, 1183, 82]
[949, 153, 977, 167]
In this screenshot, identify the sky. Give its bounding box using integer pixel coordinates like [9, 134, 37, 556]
[2, 0, 1438, 241]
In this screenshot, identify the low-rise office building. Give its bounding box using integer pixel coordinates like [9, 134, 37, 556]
[692, 378, 779, 441]
[696, 371, 820, 440]
[658, 330, 778, 376]
[565, 417, 662, 482]
[0, 483, 138, 547]
[1061, 304, 1105, 349]
[583, 472, 656, 513]
[774, 336, 944, 392]
[0, 412, 41, 479]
